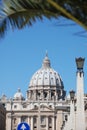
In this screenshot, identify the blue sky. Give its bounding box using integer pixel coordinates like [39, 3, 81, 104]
[0, 17, 87, 98]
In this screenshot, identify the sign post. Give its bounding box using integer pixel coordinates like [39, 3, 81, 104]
[17, 122, 30, 130]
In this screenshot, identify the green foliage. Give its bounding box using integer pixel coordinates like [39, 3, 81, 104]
[0, 0, 87, 38]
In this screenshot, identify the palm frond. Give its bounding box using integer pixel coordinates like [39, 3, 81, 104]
[0, 0, 87, 38]
[0, 0, 61, 38]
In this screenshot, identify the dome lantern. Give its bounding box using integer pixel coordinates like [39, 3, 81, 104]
[42, 52, 51, 68]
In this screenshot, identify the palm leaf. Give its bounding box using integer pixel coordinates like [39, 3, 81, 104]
[0, 0, 61, 38]
[0, 0, 87, 38]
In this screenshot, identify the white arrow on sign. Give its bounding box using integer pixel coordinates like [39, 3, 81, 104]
[21, 124, 26, 130]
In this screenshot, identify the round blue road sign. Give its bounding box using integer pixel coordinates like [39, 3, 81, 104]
[17, 122, 30, 130]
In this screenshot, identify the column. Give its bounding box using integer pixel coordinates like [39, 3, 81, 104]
[52, 116, 55, 130]
[76, 72, 85, 130]
[6, 116, 11, 130]
[31, 117, 33, 130]
[70, 101, 75, 130]
[46, 117, 48, 130]
[28, 117, 31, 128]
[37, 101, 41, 130]
[34, 90, 36, 100]
[49, 90, 51, 100]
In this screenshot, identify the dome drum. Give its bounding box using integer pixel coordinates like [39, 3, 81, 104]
[27, 88, 65, 101]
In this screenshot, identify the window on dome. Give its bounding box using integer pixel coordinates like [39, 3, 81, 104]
[44, 92, 47, 99]
[51, 78, 54, 85]
[56, 79, 59, 85]
[51, 91, 54, 100]
[37, 92, 41, 99]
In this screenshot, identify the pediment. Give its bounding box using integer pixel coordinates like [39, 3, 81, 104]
[30, 104, 53, 111]
[40, 105, 53, 111]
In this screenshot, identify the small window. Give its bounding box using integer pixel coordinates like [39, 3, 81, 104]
[23, 105, 27, 108]
[14, 105, 17, 108]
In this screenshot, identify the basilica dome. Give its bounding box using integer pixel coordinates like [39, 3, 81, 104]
[27, 54, 66, 101]
[29, 54, 64, 88]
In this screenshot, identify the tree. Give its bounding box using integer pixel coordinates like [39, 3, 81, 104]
[0, 0, 87, 38]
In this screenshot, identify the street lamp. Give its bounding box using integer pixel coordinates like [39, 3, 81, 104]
[70, 90, 75, 102]
[75, 57, 85, 130]
[75, 57, 85, 71]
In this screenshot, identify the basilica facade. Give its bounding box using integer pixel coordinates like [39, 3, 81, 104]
[0, 54, 87, 130]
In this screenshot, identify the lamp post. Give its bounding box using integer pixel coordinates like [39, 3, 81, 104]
[75, 57, 85, 130]
[70, 90, 75, 102]
[69, 90, 75, 130]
